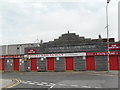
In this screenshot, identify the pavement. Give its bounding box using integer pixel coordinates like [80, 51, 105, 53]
[83, 71, 119, 76]
[0, 79, 15, 90]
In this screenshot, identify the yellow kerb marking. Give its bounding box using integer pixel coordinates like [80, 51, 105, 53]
[6, 79, 21, 88]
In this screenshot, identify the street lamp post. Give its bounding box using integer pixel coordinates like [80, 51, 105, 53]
[106, 0, 111, 72]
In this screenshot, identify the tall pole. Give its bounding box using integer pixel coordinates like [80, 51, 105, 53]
[106, 0, 110, 72]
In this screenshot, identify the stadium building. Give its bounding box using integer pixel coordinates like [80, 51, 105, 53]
[0, 32, 120, 72]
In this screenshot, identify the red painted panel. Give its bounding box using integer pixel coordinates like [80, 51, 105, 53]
[86, 52, 119, 56]
[27, 49, 36, 54]
[109, 44, 120, 50]
[109, 57, 113, 70]
[66, 57, 74, 71]
[47, 58, 54, 71]
[31, 58, 37, 71]
[86, 56, 95, 71]
[109, 56, 118, 70]
[0, 59, 4, 71]
[14, 58, 19, 71]
[0, 55, 20, 59]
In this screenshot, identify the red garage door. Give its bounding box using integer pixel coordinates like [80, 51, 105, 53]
[0, 59, 4, 71]
[14, 58, 19, 71]
[31, 58, 37, 71]
[86, 56, 95, 71]
[47, 58, 54, 71]
[66, 57, 74, 71]
[109, 56, 118, 70]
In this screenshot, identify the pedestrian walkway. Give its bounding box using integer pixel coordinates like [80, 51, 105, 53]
[87, 71, 118, 75]
[0, 79, 14, 89]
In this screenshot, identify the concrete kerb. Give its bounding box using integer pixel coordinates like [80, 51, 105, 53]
[1, 71, 119, 76]
[85, 71, 119, 76]
[38, 71, 119, 76]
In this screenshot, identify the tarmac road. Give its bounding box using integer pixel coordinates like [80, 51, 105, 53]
[1, 71, 119, 90]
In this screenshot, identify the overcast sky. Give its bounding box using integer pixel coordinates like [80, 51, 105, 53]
[0, 0, 119, 45]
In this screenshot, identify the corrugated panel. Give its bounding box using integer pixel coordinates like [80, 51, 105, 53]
[37, 58, 46, 72]
[4, 59, 14, 72]
[95, 56, 108, 71]
[54, 57, 65, 72]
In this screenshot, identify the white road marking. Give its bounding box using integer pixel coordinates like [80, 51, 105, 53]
[26, 81, 32, 82]
[37, 83, 44, 85]
[71, 85, 78, 87]
[41, 82, 48, 84]
[58, 84, 66, 86]
[29, 83, 35, 85]
[82, 85, 91, 88]
[33, 82, 39, 83]
[21, 80, 56, 88]
[48, 84, 56, 90]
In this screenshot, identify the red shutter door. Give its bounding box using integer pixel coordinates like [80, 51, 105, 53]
[66, 57, 74, 71]
[0, 59, 4, 71]
[31, 58, 37, 71]
[109, 56, 118, 70]
[14, 58, 19, 71]
[47, 58, 54, 71]
[86, 56, 95, 71]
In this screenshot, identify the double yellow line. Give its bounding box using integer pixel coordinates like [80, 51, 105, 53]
[6, 79, 22, 88]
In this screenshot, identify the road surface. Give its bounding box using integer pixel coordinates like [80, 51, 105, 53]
[1, 71, 119, 90]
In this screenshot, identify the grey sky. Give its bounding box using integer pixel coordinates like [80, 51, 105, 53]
[0, 0, 119, 45]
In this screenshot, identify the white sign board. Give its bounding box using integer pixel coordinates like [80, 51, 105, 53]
[27, 53, 86, 58]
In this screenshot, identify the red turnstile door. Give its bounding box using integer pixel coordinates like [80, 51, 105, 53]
[0, 59, 4, 71]
[14, 58, 19, 71]
[31, 58, 37, 71]
[86, 56, 95, 71]
[109, 56, 118, 70]
[66, 57, 74, 71]
[47, 58, 54, 71]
